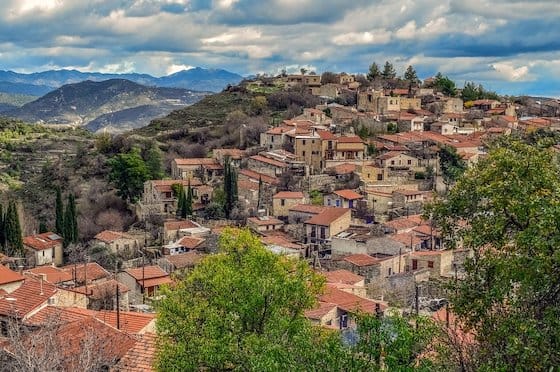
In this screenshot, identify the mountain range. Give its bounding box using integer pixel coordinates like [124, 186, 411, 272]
[0, 67, 243, 95]
[6, 79, 210, 133]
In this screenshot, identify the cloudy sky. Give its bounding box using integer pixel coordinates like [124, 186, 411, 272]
[1, 0, 560, 96]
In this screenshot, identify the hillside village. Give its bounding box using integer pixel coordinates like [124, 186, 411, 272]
[1, 68, 560, 369]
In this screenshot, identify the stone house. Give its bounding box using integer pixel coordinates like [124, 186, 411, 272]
[212, 148, 246, 167]
[93, 230, 139, 255]
[325, 189, 363, 209]
[272, 191, 306, 220]
[247, 155, 288, 177]
[23, 232, 64, 267]
[406, 249, 454, 277]
[162, 219, 210, 245]
[288, 204, 328, 224]
[304, 208, 352, 256]
[171, 158, 223, 181]
[246, 216, 284, 233]
[0, 265, 25, 294]
[117, 265, 172, 304]
[139, 179, 211, 218]
[334, 136, 366, 162]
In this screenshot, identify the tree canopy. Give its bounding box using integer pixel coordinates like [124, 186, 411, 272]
[108, 147, 150, 203]
[381, 61, 397, 80]
[428, 139, 560, 370]
[434, 73, 456, 97]
[367, 62, 381, 81]
[403, 65, 419, 86]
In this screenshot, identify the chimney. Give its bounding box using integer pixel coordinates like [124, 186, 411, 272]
[39, 273, 47, 295]
[18, 265, 23, 275]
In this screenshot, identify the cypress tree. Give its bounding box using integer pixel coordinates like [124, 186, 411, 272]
[38, 221, 48, 234]
[257, 176, 263, 210]
[176, 187, 185, 218]
[55, 187, 64, 235]
[5, 201, 23, 256]
[69, 194, 78, 244]
[185, 180, 193, 217]
[223, 157, 239, 219]
[0, 203, 5, 251]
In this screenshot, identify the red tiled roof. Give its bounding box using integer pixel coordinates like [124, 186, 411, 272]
[177, 236, 205, 249]
[323, 269, 364, 285]
[343, 254, 379, 267]
[390, 232, 424, 246]
[383, 216, 423, 232]
[163, 219, 199, 231]
[305, 208, 350, 226]
[73, 279, 129, 300]
[0, 277, 57, 317]
[317, 130, 337, 140]
[273, 191, 304, 199]
[0, 265, 25, 285]
[333, 189, 363, 200]
[328, 163, 356, 175]
[61, 262, 111, 283]
[247, 216, 284, 226]
[125, 265, 169, 281]
[238, 179, 259, 191]
[337, 136, 364, 143]
[266, 126, 292, 135]
[113, 333, 157, 371]
[174, 158, 218, 166]
[238, 169, 279, 185]
[305, 301, 337, 320]
[94, 230, 135, 244]
[26, 266, 73, 284]
[289, 204, 327, 214]
[141, 276, 173, 288]
[23, 232, 62, 251]
[413, 224, 440, 237]
[376, 151, 406, 160]
[165, 251, 205, 269]
[261, 235, 303, 250]
[320, 284, 387, 313]
[250, 155, 288, 168]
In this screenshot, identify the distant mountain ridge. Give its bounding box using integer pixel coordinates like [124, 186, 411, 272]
[6, 79, 210, 133]
[0, 67, 243, 95]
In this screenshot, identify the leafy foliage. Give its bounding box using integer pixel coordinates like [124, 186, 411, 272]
[367, 62, 381, 81]
[428, 139, 560, 370]
[107, 147, 149, 203]
[381, 61, 397, 80]
[403, 65, 419, 86]
[461, 81, 500, 102]
[434, 73, 457, 97]
[438, 145, 466, 188]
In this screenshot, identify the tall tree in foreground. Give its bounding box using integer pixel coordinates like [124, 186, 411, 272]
[428, 139, 560, 370]
[184, 181, 193, 217]
[223, 157, 238, 219]
[5, 201, 23, 257]
[55, 187, 64, 235]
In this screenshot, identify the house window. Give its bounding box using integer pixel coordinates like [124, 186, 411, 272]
[116, 244, 119, 250]
[377, 174, 383, 181]
[388, 267, 392, 276]
[281, 199, 285, 206]
[391, 160, 395, 165]
[428, 261, 434, 268]
[335, 199, 341, 207]
[412, 259, 418, 270]
[327, 198, 331, 206]
[312, 140, 315, 144]
[302, 151, 306, 156]
[302, 140, 306, 145]
[42, 251, 45, 257]
[407, 159, 412, 165]
[320, 227, 326, 239]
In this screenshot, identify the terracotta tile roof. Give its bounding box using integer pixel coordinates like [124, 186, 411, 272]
[94, 230, 135, 244]
[163, 219, 199, 231]
[328, 163, 356, 175]
[305, 208, 350, 226]
[73, 279, 129, 300]
[390, 232, 424, 246]
[61, 262, 111, 283]
[174, 158, 219, 166]
[316, 130, 337, 140]
[26, 266, 73, 284]
[323, 269, 364, 285]
[238, 179, 259, 191]
[273, 191, 304, 199]
[0, 265, 25, 285]
[90, 310, 155, 334]
[0, 277, 57, 318]
[125, 265, 169, 281]
[288, 204, 327, 214]
[238, 169, 279, 185]
[266, 126, 292, 135]
[213, 148, 246, 159]
[23, 232, 62, 251]
[141, 276, 174, 288]
[337, 135, 364, 143]
[304, 301, 337, 320]
[394, 189, 424, 196]
[320, 284, 387, 313]
[250, 155, 288, 168]
[383, 216, 423, 232]
[113, 333, 157, 372]
[413, 224, 440, 237]
[333, 189, 363, 200]
[261, 235, 303, 250]
[343, 254, 380, 267]
[247, 216, 284, 226]
[472, 99, 498, 105]
[177, 236, 205, 249]
[165, 251, 205, 269]
[376, 151, 406, 160]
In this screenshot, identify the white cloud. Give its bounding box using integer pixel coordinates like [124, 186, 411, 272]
[332, 30, 391, 46]
[167, 64, 194, 74]
[491, 62, 530, 81]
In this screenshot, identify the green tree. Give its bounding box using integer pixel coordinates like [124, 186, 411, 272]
[0, 204, 5, 250]
[367, 62, 381, 81]
[381, 61, 396, 80]
[155, 228, 327, 371]
[38, 221, 48, 234]
[175, 186, 185, 218]
[184, 181, 193, 217]
[145, 142, 164, 179]
[63, 194, 78, 246]
[5, 201, 23, 257]
[55, 187, 64, 235]
[108, 148, 150, 203]
[403, 65, 419, 86]
[428, 139, 560, 370]
[434, 72, 456, 97]
[438, 145, 466, 189]
[223, 157, 238, 218]
[461, 81, 479, 102]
